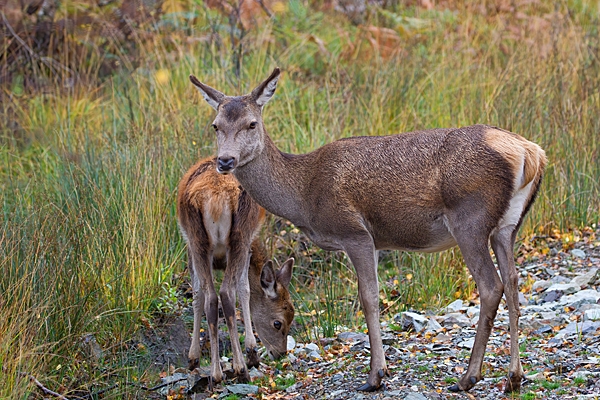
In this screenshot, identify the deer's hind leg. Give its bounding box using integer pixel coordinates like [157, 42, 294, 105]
[190, 247, 222, 383]
[188, 249, 206, 370]
[220, 241, 251, 382]
[446, 215, 504, 392]
[237, 252, 260, 368]
[491, 225, 524, 393]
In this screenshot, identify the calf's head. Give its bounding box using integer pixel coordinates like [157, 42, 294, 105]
[250, 258, 295, 359]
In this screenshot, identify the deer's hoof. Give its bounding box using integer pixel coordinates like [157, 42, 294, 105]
[236, 368, 250, 383]
[357, 382, 380, 392]
[188, 358, 199, 371]
[450, 375, 479, 392]
[357, 369, 386, 392]
[246, 347, 260, 368]
[504, 372, 522, 393]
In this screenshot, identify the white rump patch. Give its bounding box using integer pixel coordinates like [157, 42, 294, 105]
[499, 180, 534, 229]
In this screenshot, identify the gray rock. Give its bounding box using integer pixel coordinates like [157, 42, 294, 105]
[338, 331, 369, 343]
[546, 282, 580, 295]
[466, 306, 480, 318]
[399, 311, 429, 332]
[287, 335, 296, 351]
[328, 389, 346, 398]
[424, 317, 443, 334]
[556, 321, 600, 337]
[225, 384, 259, 395]
[519, 292, 528, 305]
[294, 347, 307, 357]
[571, 268, 599, 288]
[445, 299, 464, 313]
[442, 312, 472, 328]
[308, 350, 322, 361]
[571, 249, 586, 259]
[559, 289, 600, 308]
[249, 367, 264, 380]
[458, 337, 475, 349]
[305, 342, 320, 352]
[404, 394, 429, 400]
[532, 279, 552, 292]
[584, 308, 600, 321]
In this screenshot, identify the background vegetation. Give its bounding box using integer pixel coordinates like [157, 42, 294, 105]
[1, 0, 599, 397]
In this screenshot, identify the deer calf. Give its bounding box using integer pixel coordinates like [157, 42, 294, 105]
[189, 69, 547, 393]
[177, 156, 295, 383]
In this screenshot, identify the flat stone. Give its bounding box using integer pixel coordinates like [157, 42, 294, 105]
[458, 337, 475, 349]
[338, 331, 369, 343]
[466, 306, 480, 318]
[249, 367, 264, 380]
[399, 311, 429, 333]
[571, 249, 586, 259]
[224, 384, 259, 395]
[404, 394, 429, 400]
[559, 289, 600, 308]
[442, 312, 472, 328]
[541, 290, 564, 303]
[287, 335, 296, 351]
[424, 317, 443, 334]
[308, 350, 322, 361]
[556, 321, 600, 337]
[445, 299, 464, 313]
[305, 343, 320, 352]
[533, 325, 553, 335]
[519, 292, 528, 305]
[546, 283, 580, 295]
[532, 280, 552, 292]
[571, 268, 599, 288]
[584, 309, 600, 321]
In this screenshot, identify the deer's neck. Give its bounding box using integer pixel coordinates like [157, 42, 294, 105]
[234, 135, 309, 225]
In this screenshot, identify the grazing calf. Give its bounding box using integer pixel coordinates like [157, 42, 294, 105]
[188, 69, 547, 393]
[177, 156, 295, 383]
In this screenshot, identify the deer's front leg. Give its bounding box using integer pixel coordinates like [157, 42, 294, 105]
[345, 239, 388, 392]
[188, 252, 205, 370]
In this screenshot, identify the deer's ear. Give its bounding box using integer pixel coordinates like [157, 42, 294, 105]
[276, 258, 294, 288]
[189, 75, 225, 111]
[260, 260, 278, 299]
[251, 67, 281, 107]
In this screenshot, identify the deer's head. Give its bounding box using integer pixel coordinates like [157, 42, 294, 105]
[190, 68, 280, 174]
[250, 258, 295, 360]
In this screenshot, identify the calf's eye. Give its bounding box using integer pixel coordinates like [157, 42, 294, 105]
[273, 320, 282, 330]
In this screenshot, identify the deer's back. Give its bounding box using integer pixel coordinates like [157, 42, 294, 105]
[298, 125, 545, 251]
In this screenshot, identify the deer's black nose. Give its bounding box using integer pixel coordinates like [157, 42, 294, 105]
[217, 157, 235, 173]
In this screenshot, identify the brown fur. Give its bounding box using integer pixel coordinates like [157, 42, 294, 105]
[189, 69, 547, 393]
[176, 156, 294, 383]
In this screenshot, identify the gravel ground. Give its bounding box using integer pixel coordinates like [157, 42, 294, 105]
[168, 228, 600, 400]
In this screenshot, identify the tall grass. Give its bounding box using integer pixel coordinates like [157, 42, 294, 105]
[1, 0, 599, 396]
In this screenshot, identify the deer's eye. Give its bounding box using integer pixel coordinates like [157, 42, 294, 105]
[212, 124, 218, 131]
[273, 320, 282, 330]
[249, 121, 257, 129]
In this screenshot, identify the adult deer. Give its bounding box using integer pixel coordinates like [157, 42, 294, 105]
[189, 69, 546, 393]
[177, 156, 295, 383]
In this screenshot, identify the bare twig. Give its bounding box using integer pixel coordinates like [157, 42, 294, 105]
[22, 373, 69, 400]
